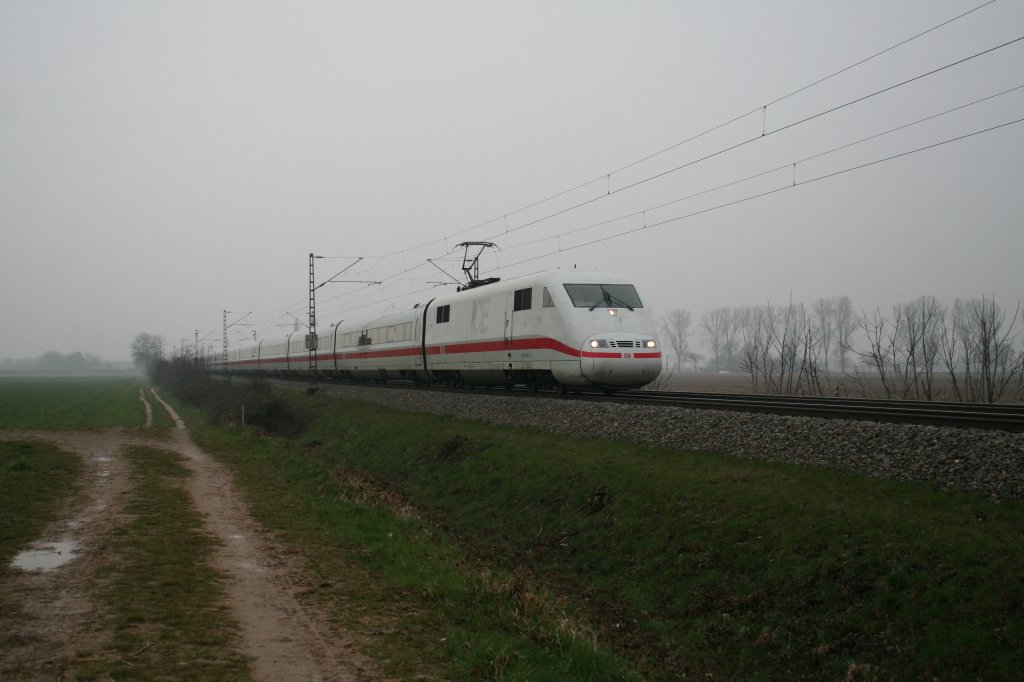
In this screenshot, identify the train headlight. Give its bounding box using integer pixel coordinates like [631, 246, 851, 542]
[590, 339, 609, 348]
[608, 308, 618, 316]
[645, 339, 657, 348]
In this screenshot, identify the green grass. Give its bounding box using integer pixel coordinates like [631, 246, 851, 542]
[173, 383, 1024, 681]
[0, 376, 146, 429]
[144, 387, 179, 429]
[0, 440, 83, 568]
[0, 439, 85, 674]
[73, 446, 249, 681]
[191, 413, 640, 681]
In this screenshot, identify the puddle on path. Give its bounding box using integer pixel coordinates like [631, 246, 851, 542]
[11, 540, 80, 572]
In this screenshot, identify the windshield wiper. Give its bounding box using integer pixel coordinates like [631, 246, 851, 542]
[605, 291, 635, 311]
[589, 287, 634, 311]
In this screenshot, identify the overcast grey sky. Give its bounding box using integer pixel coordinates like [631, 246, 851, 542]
[2, 0, 1022, 361]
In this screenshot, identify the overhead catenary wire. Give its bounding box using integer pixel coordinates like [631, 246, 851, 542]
[261, 97, 1024, 336]
[214, 4, 1015, 347]
[337, 110, 1024, 315]
[376, 0, 1001, 258]
[474, 34, 1024, 248]
[239, 113, 1024, 339]
[762, 0, 998, 109]
[309, 33, 1024, 309]
[235, 12, 1013, 331]
[496, 117, 1024, 270]
[769, 34, 1023, 138]
[494, 83, 1024, 257]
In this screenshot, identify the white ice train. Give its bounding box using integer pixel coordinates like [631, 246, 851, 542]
[211, 271, 662, 391]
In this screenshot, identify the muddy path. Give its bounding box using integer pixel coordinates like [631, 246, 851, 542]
[0, 429, 132, 680]
[1, 388, 384, 681]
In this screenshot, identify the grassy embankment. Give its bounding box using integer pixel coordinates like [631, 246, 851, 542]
[171, 377, 1024, 681]
[0, 377, 246, 679]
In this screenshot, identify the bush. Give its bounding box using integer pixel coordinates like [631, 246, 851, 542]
[152, 360, 307, 437]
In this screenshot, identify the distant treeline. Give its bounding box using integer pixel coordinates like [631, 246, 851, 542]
[659, 295, 1024, 402]
[0, 351, 131, 373]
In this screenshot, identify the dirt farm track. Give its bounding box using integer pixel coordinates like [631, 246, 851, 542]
[0, 388, 386, 681]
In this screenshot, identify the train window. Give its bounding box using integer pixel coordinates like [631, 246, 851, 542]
[358, 332, 371, 346]
[542, 287, 554, 308]
[563, 283, 644, 309]
[436, 304, 451, 323]
[513, 287, 532, 311]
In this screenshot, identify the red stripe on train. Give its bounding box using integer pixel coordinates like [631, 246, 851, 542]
[220, 336, 661, 367]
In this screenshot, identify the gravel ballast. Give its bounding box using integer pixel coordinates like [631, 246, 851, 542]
[291, 382, 1024, 500]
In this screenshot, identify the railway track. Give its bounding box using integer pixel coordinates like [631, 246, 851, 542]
[594, 390, 1024, 432]
[287, 376, 1024, 432]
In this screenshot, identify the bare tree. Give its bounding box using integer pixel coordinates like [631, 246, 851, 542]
[723, 309, 742, 371]
[1016, 349, 1024, 401]
[687, 351, 704, 373]
[735, 301, 829, 396]
[901, 296, 945, 400]
[812, 298, 835, 375]
[701, 307, 734, 372]
[131, 332, 165, 375]
[717, 291, 1021, 403]
[856, 308, 898, 399]
[891, 302, 921, 399]
[830, 295, 856, 373]
[941, 296, 1023, 403]
[796, 312, 826, 396]
[851, 299, 948, 401]
[940, 301, 964, 401]
[771, 301, 810, 395]
[660, 309, 693, 376]
[962, 295, 1023, 403]
[738, 306, 772, 393]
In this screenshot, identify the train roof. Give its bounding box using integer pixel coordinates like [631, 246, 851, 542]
[434, 270, 635, 301]
[231, 270, 641, 349]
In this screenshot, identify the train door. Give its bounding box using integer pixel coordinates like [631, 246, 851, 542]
[509, 286, 533, 346]
[414, 316, 422, 368]
[504, 292, 513, 348]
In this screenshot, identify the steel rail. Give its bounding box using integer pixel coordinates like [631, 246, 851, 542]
[264, 375, 1024, 431]
[601, 390, 1024, 431]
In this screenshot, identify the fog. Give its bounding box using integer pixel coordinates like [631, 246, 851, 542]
[2, 1, 1022, 362]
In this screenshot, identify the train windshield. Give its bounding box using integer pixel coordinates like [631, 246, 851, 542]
[563, 283, 644, 310]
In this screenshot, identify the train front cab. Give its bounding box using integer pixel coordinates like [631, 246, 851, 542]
[580, 334, 661, 388]
[557, 278, 662, 390]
